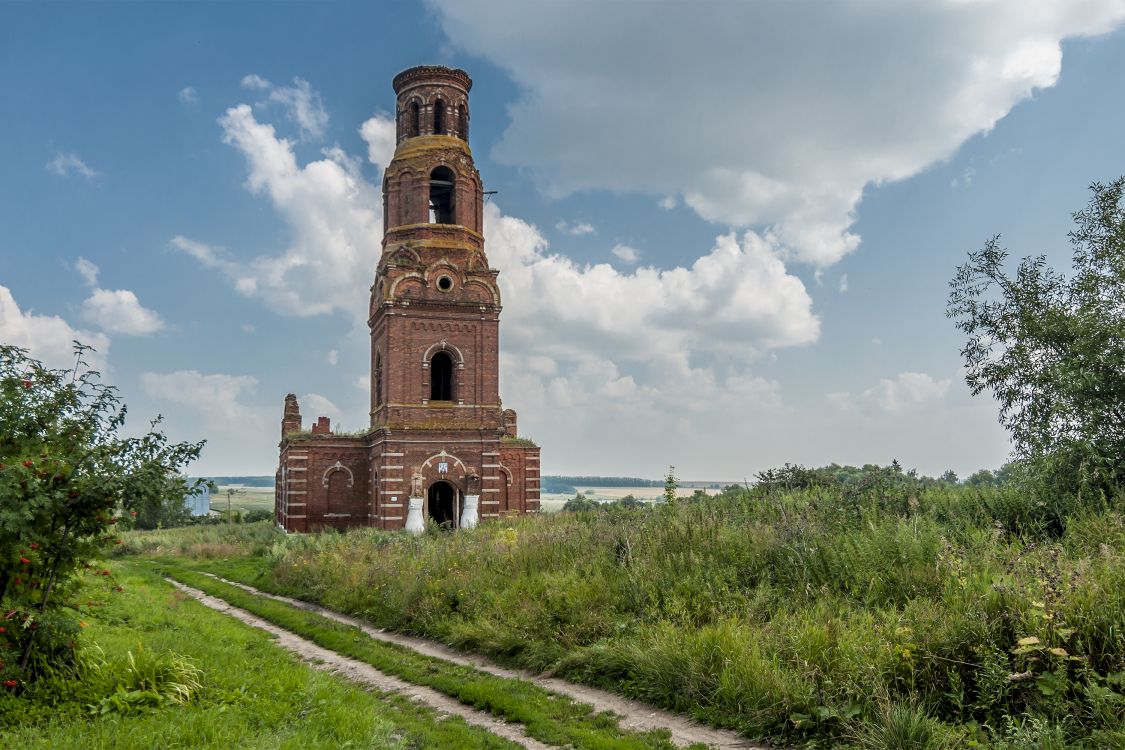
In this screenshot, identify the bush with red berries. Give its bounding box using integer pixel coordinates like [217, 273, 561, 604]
[0, 344, 204, 689]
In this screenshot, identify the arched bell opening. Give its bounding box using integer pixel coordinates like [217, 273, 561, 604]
[433, 98, 446, 135]
[430, 351, 454, 401]
[429, 166, 455, 224]
[427, 480, 459, 528]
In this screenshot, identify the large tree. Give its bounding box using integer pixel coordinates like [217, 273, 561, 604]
[947, 178, 1125, 495]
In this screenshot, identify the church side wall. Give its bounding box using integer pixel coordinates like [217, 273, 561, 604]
[498, 443, 541, 518]
[278, 437, 368, 532]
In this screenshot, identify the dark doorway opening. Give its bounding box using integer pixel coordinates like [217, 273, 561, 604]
[427, 481, 457, 527]
[430, 351, 454, 401]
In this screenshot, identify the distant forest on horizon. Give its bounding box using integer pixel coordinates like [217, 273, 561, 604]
[195, 475, 731, 492]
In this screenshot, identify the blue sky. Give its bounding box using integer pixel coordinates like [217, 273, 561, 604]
[3, 1, 1124, 479]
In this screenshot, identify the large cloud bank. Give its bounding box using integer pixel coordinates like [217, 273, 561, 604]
[428, 0, 1125, 265]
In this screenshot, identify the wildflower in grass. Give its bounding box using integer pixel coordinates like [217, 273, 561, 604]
[22, 460, 33, 468]
[19, 557, 30, 565]
[3, 679, 18, 687]
[101, 570, 111, 576]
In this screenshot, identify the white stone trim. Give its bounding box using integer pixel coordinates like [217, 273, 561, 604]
[322, 461, 355, 488]
[482, 488, 499, 493]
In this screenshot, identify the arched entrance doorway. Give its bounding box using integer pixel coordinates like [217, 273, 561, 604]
[427, 481, 458, 527]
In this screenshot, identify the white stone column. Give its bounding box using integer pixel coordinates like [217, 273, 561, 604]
[405, 498, 425, 535]
[460, 494, 479, 529]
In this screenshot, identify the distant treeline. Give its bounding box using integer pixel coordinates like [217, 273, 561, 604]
[542, 475, 663, 494]
[197, 476, 275, 487]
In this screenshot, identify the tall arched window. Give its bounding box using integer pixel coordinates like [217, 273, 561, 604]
[375, 353, 383, 406]
[430, 351, 453, 401]
[429, 166, 455, 224]
[433, 99, 445, 135]
[409, 100, 420, 138]
[458, 103, 469, 141]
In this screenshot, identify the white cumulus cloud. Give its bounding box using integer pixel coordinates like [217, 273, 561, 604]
[80, 288, 165, 336]
[46, 152, 98, 180]
[829, 371, 952, 415]
[427, 0, 1125, 266]
[359, 115, 397, 170]
[555, 220, 596, 236]
[141, 370, 260, 422]
[0, 285, 109, 370]
[610, 243, 639, 264]
[178, 86, 199, 104]
[299, 392, 342, 423]
[172, 100, 392, 321]
[75, 257, 99, 286]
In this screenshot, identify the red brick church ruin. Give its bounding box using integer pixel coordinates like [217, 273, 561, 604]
[274, 65, 541, 533]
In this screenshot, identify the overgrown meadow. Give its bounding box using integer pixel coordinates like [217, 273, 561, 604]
[129, 475, 1125, 749]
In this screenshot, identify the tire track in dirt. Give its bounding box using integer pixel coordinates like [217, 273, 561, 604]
[169, 578, 553, 750]
[205, 573, 766, 749]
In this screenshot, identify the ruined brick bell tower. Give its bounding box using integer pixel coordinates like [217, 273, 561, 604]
[275, 66, 541, 533]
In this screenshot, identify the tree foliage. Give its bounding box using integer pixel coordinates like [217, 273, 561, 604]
[0, 344, 203, 687]
[947, 178, 1125, 495]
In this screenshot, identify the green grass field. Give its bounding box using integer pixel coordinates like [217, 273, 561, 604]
[136, 481, 1125, 749]
[0, 562, 523, 749]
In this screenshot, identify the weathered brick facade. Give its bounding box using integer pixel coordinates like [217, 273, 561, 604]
[275, 66, 541, 533]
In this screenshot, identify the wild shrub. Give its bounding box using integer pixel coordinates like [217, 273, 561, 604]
[0, 344, 203, 688]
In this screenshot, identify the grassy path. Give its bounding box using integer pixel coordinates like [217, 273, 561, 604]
[2, 563, 524, 749]
[168, 576, 551, 749]
[161, 565, 758, 750]
[198, 570, 761, 750]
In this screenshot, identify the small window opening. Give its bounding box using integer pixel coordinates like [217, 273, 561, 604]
[429, 166, 455, 224]
[375, 353, 383, 406]
[433, 99, 445, 135]
[430, 351, 453, 401]
[409, 101, 420, 138]
[437, 276, 453, 291]
[458, 104, 469, 140]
